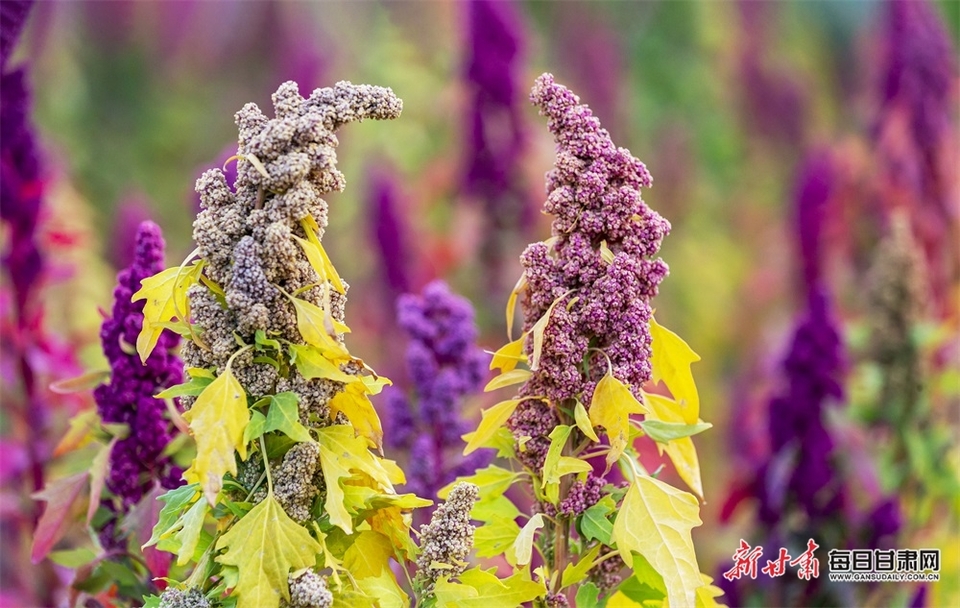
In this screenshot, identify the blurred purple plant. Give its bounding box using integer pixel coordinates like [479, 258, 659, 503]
[109, 196, 153, 269]
[367, 165, 412, 297]
[383, 280, 489, 503]
[94, 222, 183, 548]
[876, 0, 958, 317]
[462, 0, 531, 293]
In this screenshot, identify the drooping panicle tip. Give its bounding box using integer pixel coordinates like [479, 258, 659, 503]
[530, 72, 581, 118]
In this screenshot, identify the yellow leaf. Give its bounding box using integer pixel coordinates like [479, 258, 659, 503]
[355, 569, 409, 608]
[173, 496, 208, 566]
[289, 298, 350, 361]
[300, 219, 345, 294]
[696, 573, 727, 608]
[462, 399, 523, 456]
[216, 494, 320, 608]
[329, 385, 383, 451]
[649, 316, 701, 424]
[613, 476, 703, 608]
[589, 371, 646, 472]
[645, 393, 704, 500]
[289, 344, 358, 384]
[359, 373, 391, 395]
[484, 368, 531, 392]
[542, 425, 591, 504]
[574, 400, 599, 442]
[181, 368, 249, 505]
[342, 530, 393, 578]
[509, 513, 543, 566]
[316, 426, 394, 534]
[489, 336, 526, 373]
[606, 591, 643, 607]
[132, 260, 202, 362]
[505, 273, 527, 340]
[529, 292, 573, 371]
[53, 409, 100, 457]
[369, 504, 419, 560]
[437, 568, 546, 608]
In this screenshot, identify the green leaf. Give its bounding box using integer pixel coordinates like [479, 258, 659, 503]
[471, 494, 521, 523]
[561, 543, 602, 589]
[265, 392, 313, 443]
[649, 316, 700, 423]
[243, 410, 267, 444]
[484, 369, 532, 392]
[342, 530, 393, 578]
[613, 477, 703, 608]
[173, 496, 208, 566]
[473, 517, 521, 559]
[438, 465, 520, 503]
[255, 330, 282, 352]
[575, 582, 601, 608]
[462, 399, 524, 456]
[639, 420, 712, 443]
[48, 547, 98, 568]
[579, 497, 615, 545]
[145, 484, 199, 548]
[216, 494, 321, 608]
[156, 375, 214, 399]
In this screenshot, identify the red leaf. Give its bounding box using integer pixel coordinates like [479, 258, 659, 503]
[31, 472, 88, 563]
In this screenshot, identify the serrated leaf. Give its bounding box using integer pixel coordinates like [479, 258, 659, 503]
[489, 336, 526, 373]
[49, 370, 110, 395]
[649, 316, 700, 423]
[144, 484, 199, 548]
[579, 497, 615, 544]
[484, 368, 531, 392]
[505, 273, 526, 340]
[216, 494, 321, 608]
[472, 493, 521, 523]
[342, 530, 393, 578]
[289, 297, 350, 361]
[589, 370, 646, 472]
[243, 410, 267, 444]
[561, 543, 602, 588]
[462, 399, 524, 456]
[133, 260, 202, 362]
[644, 393, 705, 499]
[440, 568, 546, 608]
[575, 582, 601, 608]
[474, 516, 522, 559]
[182, 368, 249, 505]
[265, 392, 313, 443]
[329, 385, 383, 451]
[613, 476, 703, 608]
[355, 569, 408, 608]
[30, 473, 88, 563]
[173, 496, 208, 566]
[510, 513, 544, 566]
[695, 573, 727, 608]
[316, 426, 394, 534]
[289, 344, 357, 384]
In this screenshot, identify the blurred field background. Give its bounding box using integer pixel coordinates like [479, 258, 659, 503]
[2, 1, 958, 606]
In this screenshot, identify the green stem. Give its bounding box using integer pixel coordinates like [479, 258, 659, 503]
[259, 435, 274, 494]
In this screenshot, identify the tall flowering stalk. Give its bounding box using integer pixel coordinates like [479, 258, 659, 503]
[137, 81, 445, 608]
[462, 0, 531, 294]
[448, 74, 719, 607]
[382, 280, 489, 507]
[720, 154, 902, 607]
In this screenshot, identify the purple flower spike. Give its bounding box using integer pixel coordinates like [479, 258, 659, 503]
[368, 166, 411, 296]
[513, 75, 669, 466]
[0, 0, 32, 70]
[794, 152, 834, 292]
[94, 222, 183, 522]
[387, 280, 489, 501]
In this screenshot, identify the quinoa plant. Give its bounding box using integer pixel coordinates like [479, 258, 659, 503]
[446, 73, 721, 606]
[135, 81, 438, 608]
